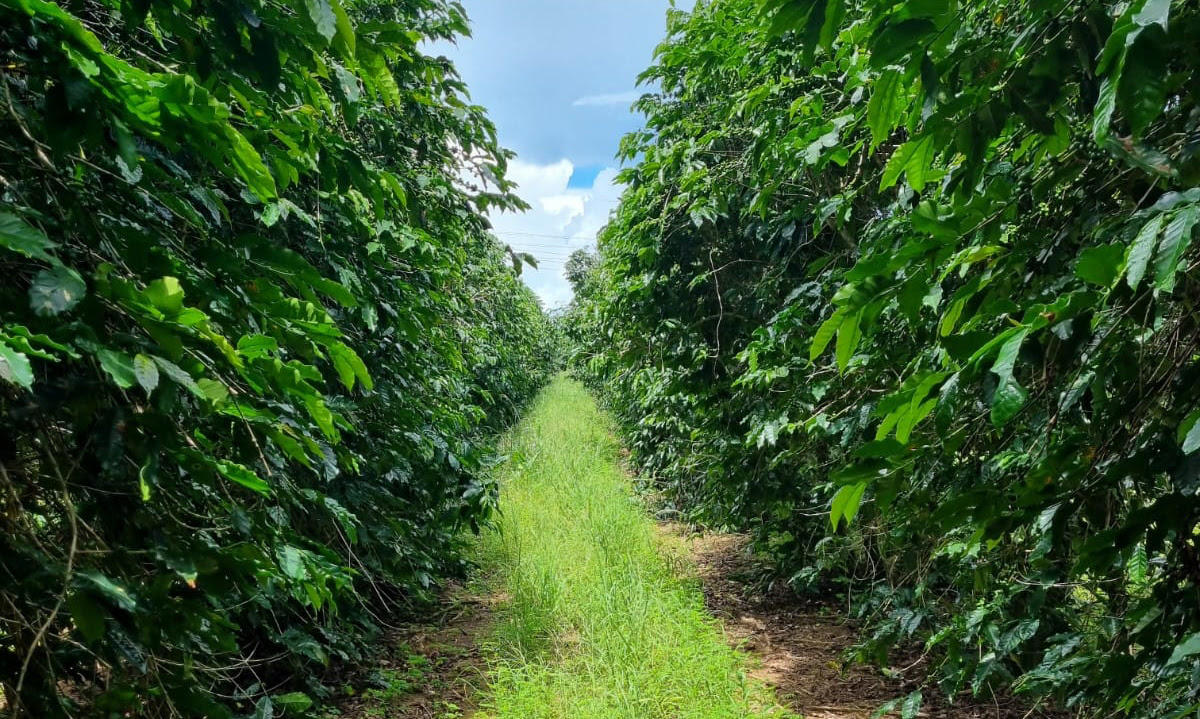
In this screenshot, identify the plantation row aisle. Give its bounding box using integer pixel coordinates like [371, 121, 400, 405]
[474, 377, 794, 719]
[336, 378, 1046, 719]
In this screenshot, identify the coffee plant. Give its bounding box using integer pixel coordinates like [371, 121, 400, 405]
[571, 0, 1200, 715]
[0, 0, 558, 716]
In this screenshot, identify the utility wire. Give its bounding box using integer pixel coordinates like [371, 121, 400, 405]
[491, 230, 602, 241]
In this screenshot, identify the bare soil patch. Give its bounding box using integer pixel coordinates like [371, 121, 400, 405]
[332, 584, 495, 719]
[665, 526, 1061, 719]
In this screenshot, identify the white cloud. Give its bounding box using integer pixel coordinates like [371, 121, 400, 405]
[486, 158, 622, 309]
[506, 158, 574, 196]
[571, 90, 642, 108]
[539, 194, 586, 217]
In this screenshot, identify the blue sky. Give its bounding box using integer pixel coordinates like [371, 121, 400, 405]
[441, 1, 686, 307]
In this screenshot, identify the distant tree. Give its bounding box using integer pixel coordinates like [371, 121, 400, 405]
[565, 248, 600, 297]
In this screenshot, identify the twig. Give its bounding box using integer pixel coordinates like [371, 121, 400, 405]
[12, 445, 80, 719]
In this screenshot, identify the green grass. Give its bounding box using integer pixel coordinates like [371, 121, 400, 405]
[474, 377, 795, 719]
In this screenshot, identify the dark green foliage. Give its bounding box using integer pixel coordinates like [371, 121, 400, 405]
[572, 0, 1200, 715]
[0, 0, 557, 716]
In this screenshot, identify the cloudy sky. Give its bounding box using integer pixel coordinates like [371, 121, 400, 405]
[442, 1, 686, 308]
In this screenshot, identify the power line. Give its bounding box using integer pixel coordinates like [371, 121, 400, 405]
[506, 250, 590, 260]
[503, 241, 597, 249]
[504, 247, 583, 255]
[509, 247, 579, 254]
[491, 230, 601, 241]
[502, 239, 591, 247]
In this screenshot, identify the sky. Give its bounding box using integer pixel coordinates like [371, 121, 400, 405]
[440, 1, 687, 308]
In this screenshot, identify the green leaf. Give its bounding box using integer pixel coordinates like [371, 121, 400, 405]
[214, 460, 271, 495]
[1133, 0, 1171, 30]
[1, 326, 75, 359]
[853, 438, 905, 459]
[896, 395, 938, 444]
[152, 357, 206, 399]
[897, 268, 931, 322]
[133, 354, 159, 394]
[830, 481, 868, 530]
[754, 415, 786, 448]
[29, 265, 86, 316]
[332, 64, 361, 123]
[990, 329, 1028, 386]
[818, 0, 845, 46]
[810, 309, 843, 361]
[867, 69, 906, 150]
[251, 697, 274, 719]
[197, 378, 230, 406]
[1153, 205, 1197, 292]
[78, 571, 137, 611]
[305, 396, 339, 440]
[938, 296, 966, 337]
[98, 350, 137, 389]
[312, 277, 358, 308]
[145, 277, 186, 315]
[329, 342, 373, 391]
[304, 0, 337, 43]
[1118, 35, 1167, 137]
[1167, 633, 1200, 666]
[67, 593, 107, 642]
[225, 126, 277, 201]
[331, 0, 356, 56]
[1075, 243, 1125, 286]
[1178, 409, 1200, 454]
[260, 202, 282, 227]
[238, 334, 279, 359]
[835, 307, 864, 372]
[66, 592, 106, 643]
[272, 692, 314, 713]
[765, 0, 819, 38]
[270, 430, 314, 467]
[0, 343, 34, 389]
[1125, 213, 1164, 289]
[990, 377, 1028, 429]
[900, 690, 923, 719]
[138, 460, 154, 502]
[0, 212, 57, 262]
[870, 19, 936, 68]
[360, 47, 402, 107]
[1093, 76, 1120, 142]
[1128, 543, 1149, 586]
[881, 134, 936, 192]
[277, 545, 307, 580]
[990, 329, 1029, 428]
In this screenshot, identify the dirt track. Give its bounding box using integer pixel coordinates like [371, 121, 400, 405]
[674, 528, 1061, 719]
[337, 527, 1063, 718]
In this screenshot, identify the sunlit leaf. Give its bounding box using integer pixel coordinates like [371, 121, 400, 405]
[133, 354, 159, 394]
[0, 343, 34, 389]
[98, 349, 137, 389]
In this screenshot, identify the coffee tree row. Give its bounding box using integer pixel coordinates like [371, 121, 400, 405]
[0, 1, 558, 717]
[569, 0, 1200, 715]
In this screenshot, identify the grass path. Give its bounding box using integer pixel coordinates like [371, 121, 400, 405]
[473, 377, 795, 719]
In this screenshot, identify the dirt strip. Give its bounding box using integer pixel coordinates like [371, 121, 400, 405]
[332, 585, 493, 719]
[668, 528, 1062, 719]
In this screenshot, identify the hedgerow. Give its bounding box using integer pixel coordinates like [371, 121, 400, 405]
[0, 1, 557, 716]
[571, 0, 1200, 715]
